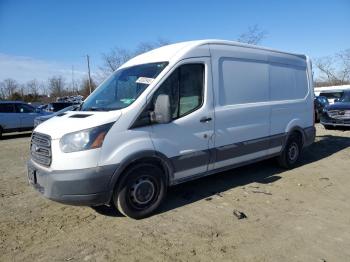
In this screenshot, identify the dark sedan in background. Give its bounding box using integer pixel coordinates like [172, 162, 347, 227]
[34, 104, 79, 127]
[41, 102, 79, 112]
[321, 90, 350, 129]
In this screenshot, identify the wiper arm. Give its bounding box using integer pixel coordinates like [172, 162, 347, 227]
[78, 102, 84, 111]
[84, 107, 107, 111]
[82, 106, 122, 111]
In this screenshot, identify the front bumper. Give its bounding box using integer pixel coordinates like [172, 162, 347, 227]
[27, 159, 119, 206]
[320, 114, 350, 127]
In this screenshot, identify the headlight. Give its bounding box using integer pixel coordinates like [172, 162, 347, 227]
[60, 123, 114, 153]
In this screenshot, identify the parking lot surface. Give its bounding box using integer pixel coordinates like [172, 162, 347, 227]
[1, 125, 350, 261]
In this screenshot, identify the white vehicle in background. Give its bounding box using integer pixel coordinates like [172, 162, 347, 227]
[27, 40, 315, 219]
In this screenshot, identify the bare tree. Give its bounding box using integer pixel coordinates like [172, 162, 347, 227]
[100, 39, 171, 77]
[237, 25, 268, 45]
[48, 76, 66, 98]
[101, 48, 133, 73]
[2, 78, 18, 99]
[79, 77, 97, 98]
[26, 79, 40, 97]
[314, 49, 350, 86]
[0, 81, 5, 100]
[337, 49, 350, 83]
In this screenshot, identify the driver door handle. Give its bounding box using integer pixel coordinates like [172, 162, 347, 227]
[200, 117, 212, 123]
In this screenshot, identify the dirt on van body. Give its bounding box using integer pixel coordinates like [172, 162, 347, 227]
[1, 124, 350, 262]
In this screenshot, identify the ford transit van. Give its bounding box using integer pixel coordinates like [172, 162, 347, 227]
[27, 40, 315, 218]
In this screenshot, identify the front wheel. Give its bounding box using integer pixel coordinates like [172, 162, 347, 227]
[278, 133, 302, 169]
[112, 163, 166, 219]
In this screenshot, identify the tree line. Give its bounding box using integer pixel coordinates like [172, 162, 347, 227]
[0, 76, 97, 103]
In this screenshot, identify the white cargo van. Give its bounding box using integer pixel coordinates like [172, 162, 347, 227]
[28, 40, 315, 218]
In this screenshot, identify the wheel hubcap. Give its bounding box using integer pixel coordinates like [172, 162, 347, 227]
[288, 142, 299, 162]
[130, 177, 155, 205]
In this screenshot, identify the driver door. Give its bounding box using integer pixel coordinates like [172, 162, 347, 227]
[150, 58, 214, 181]
[15, 103, 38, 128]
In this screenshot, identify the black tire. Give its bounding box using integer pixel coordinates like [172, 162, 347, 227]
[0, 127, 3, 139]
[112, 163, 166, 219]
[278, 133, 302, 169]
[314, 111, 320, 123]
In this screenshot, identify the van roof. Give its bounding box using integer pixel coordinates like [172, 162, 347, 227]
[120, 39, 307, 69]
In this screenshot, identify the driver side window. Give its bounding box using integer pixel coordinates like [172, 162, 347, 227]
[153, 63, 204, 119]
[132, 63, 204, 128]
[16, 104, 35, 113]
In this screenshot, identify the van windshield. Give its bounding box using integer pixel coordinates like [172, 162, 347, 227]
[81, 62, 168, 111]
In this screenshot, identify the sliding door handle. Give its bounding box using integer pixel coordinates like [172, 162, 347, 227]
[200, 117, 212, 123]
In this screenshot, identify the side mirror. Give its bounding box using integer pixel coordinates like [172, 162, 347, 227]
[150, 94, 171, 124]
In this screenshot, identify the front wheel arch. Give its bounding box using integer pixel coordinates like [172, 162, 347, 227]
[284, 126, 305, 150]
[107, 151, 174, 202]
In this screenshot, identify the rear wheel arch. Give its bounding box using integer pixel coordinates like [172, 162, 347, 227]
[285, 126, 305, 148]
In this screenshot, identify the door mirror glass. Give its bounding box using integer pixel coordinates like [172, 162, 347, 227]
[150, 94, 171, 124]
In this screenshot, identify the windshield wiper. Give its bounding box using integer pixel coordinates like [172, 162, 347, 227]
[78, 102, 84, 111]
[83, 107, 109, 111]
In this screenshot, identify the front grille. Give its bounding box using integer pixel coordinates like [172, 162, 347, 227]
[31, 132, 52, 166]
[327, 110, 350, 119]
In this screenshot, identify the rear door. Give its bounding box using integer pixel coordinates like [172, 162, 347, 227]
[150, 58, 215, 180]
[15, 103, 39, 128]
[0, 103, 19, 130]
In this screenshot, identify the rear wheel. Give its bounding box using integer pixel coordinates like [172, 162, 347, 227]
[0, 127, 3, 139]
[278, 133, 302, 169]
[314, 111, 320, 123]
[112, 163, 166, 219]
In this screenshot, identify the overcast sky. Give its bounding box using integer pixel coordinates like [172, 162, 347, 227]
[0, 0, 349, 83]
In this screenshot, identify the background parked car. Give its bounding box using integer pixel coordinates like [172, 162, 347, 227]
[34, 104, 79, 127]
[45, 102, 79, 112]
[0, 101, 51, 138]
[56, 95, 83, 104]
[319, 91, 344, 104]
[321, 90, 350, 129]
[314, 96, 329, 122]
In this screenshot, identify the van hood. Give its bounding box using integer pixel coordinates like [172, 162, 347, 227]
[34, 110, 122, 139]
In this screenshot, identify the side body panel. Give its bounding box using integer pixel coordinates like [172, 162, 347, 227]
[20, 112, 38, 128]
[269, 55, 313, 143]
[209, 44, 271, 169]
[208, 44, 311, 173]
